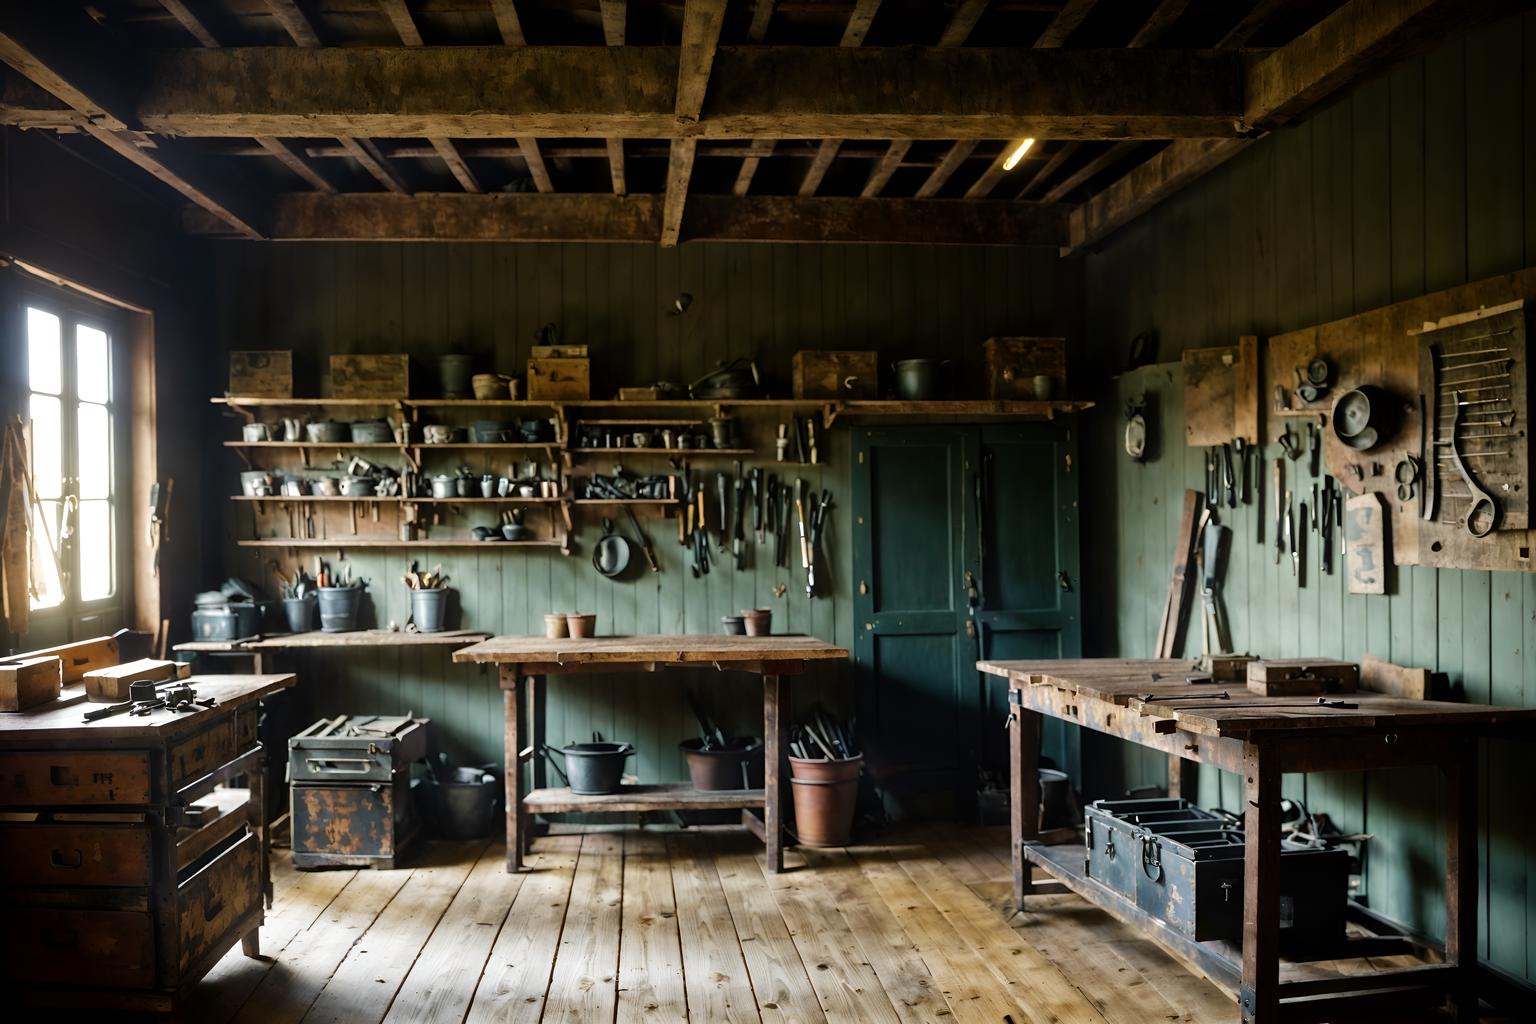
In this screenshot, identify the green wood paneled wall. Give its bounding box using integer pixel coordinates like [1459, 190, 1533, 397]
[1080, 14, 1536, 981]
[205, 241, 1080, 787]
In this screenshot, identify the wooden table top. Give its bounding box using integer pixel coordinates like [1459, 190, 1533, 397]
[979, 658, 1536, 738]
[0, 675, 296, 743]
[454, 634, 848, 669]
[175, 629, 489, 652]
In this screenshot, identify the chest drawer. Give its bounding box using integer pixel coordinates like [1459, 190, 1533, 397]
[178, 830, 260, 973]
[0, 751, 153, 806]
[0, 905, 156, 989]
[0, 821, 154, 887]
[233, 705, 258, 750]
[169, 716, 236, 789]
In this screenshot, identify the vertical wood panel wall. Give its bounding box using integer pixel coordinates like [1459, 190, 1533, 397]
[207, 241, 1079, 787]
[1080, 14, 1536, 981]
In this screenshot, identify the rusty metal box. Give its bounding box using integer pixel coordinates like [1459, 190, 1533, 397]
[289, 715, 428, 869]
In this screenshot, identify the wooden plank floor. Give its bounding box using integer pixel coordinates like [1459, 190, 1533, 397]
[173, 825, 1506, 1024]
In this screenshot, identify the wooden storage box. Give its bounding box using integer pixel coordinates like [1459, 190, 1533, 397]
[229, 351, 292, 397]
[82, 658, 188, 703]
[792, 350, 879, 399]
[0, 656, 61, 711]
[982, 337, 1067, 400]
[1246, 659, 1359, 696]
[330, 354, 410, 398]
[2, 634, 120, 683]
[527, 357, 590, 401]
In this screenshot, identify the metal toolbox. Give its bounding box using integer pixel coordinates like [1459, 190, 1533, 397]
[1085, 798, 1350, 949]
[289, 716, 428, 869]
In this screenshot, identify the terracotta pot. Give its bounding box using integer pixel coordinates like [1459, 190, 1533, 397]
[741, 608, 772, 636]
[566, 612, 597, 639]
[789, 754, 862, 847]
[543, 613, 569, 639]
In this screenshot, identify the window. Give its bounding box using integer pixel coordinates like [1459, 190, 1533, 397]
[25, 300, 121, 611]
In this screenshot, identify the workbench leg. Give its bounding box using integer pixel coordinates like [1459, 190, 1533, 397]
[1442, 739, 1478, 1023]
[528, 674, 546, 851]
[251, 740, 270, 908]
[1009, 690, 1041, 913]
[765, 673, 786, 873]
[1167, 753, 1198, 802]
[1239, 741, 1280, 1024]
[501, 668, 525, 872]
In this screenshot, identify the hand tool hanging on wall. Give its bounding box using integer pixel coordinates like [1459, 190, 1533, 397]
[1204, 449, 1219, 513]
[716, 473, 730, 552]
[1284, 493, 1297, 577]
[1222, 444, 1236, 508]
[732, 461, 746, 569]
[1446, 391, 1501, 537]
[795, 479, 810, 570]
[1307, 420, 1322, 477]
[626, 507, 659, 573]
[751, 468, 764, 543]
[777, 479, 792, 569]
[1273, 460, 1285, 565]
[1234, 438, 1250, 504]
[1154, 490, 1204, 659]
[1199, 521, 1231, 655]
[806, 489, 832, 598]
[1320, 477, 1335, 575]
[1311, 483, 1319, 532]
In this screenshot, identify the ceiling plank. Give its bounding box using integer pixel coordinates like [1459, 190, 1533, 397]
[1127, 0, 1190, 48]
[860, 139, 910, 198]
[914, 139, 978, 198]
[937, 0, 988, 47]
[489, 0, 526, 44]
[256, 135, 335, 192]
[184, 193, 1070, 247]
[963, 146, 1014, 200]
[1019, 141, 1078, 199]
[1216, 0, 1282, 49]
[840, 0, 883, 46]
[133, 46, 1244, 140]
[747, 0, 776, 42]
[606, 139, 626, 196]
[600, 1, 625, 195]
[379, 0, 424, 46]
[159, 0, 221, 47]
[339, 135, 410, 193]
[798, 139, 840, 196]
[661, 138, 696, 247]
[1034, 0, 1096, 48]
[1040, 139, 1136, 203]
[517, 137, 553, 192]
[1073, 0, 1520, 251]
[732, 139, 774, 196]
[263, 0, 321, 46]
[430, 137, 480, 192]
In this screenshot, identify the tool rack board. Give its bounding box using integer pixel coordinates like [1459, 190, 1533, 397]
[1263, 266, 1536, 572]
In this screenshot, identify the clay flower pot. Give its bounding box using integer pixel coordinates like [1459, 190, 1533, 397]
[566, 612, 597, 639]
[543, 613, 569, 639]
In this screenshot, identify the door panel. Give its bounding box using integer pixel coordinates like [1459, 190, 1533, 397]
[869, 442, 961, 613]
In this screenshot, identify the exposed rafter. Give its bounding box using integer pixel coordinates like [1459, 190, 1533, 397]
[430, 138, 480, 192]
[600, 1, 626, 195]
[799, 139, 841, 196]
[339, 136, 409, 194]
[914, 140, 977, 198]
[379, 0, 424, 46]
[841, 0, 883, 47]
[489, 0, 527, 45]
[256, 135, 335, 192]
[517, 137, 552, 192]
[184, 194, 1071, 247]
[747, 0, 776, 43]
[663, 0, 727, 246]
[937, 0, 989, 47]
[860, 139, 910, 198]
[963, 147, 1013, 200]
[1216, 0, 1282, 49]
[159, 0, 220, 47]
[381, 3, 476, 192]
[1020, 142, 1079, 199]
[1035, 0, 1097, 48]
[1127, 0, 1191, 48]
[1040, 140, 1136, 203]
[262, 0, 321, 47]
[731, 140, 776, 196]
[132, 46, 1245, 141]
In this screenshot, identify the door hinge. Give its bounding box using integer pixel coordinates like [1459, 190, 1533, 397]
[965, 620, 977, 638]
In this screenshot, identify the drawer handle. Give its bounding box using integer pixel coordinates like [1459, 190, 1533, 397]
[50, 848, 83, 869]
[305, 757, 374, 774]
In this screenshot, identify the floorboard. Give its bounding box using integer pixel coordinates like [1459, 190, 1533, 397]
[188, 822, 1506, 1024]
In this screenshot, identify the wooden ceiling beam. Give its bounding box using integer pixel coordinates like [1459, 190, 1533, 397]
[159, 0, 221, 47]
[747, 0, 776, 42]
[384, 3, 477, 192]
[1019, 141, 1078, 199]
[1034, 0, 1096, 48]
[732, 139, 774, 195]
[517, 137, 552, 191]
[661, 138, 696, 247]
[262, 0, 322, 46]
[1216, 0, 1281, 49]
[937, 0, 988, 46]
[379, 0, 424, 45]
[430, 137, 480, 191]
[339, 135, 409, 193]
[798, 139, 840, 196]
[600, 1, 625, 195]
[860, 139, 909, 198]
[130, 46, 1245, 140]
[914, 139, 977, 198]
[1072, 0, 1521, 251]
[489, 0, 527, 44]
[1127, 0, 1190, 48]
[255, 135, 335, 191]
[840, 0, 882, 46]
[183, 193, 1071, 247]
[664, 0, 726, 246]
[1039, 139, 1135, 203]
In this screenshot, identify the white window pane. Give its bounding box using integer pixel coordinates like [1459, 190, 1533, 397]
[28, 308, 61, 395]
[77, 403, 111, 499]
[77, 500, 113, 601]
[76, 325, 111, 404]
[28, 394, 62, 500]
[29, 501, 64, 609]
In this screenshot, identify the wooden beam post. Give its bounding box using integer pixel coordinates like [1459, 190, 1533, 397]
[663, 0, 726, 246]
[1441, 739, 1478, 1022]
[1009, 688, 1041, 912]
[600, 1, 627, 195]
[1239, 741, 1281, 1023]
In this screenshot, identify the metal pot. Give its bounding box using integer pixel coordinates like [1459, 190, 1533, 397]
[893, 359, 946, 401]
[306, 421, 349, 444]
[340, 476, 376, 497]
[546, 741, 634, 795]
[242, 422, 271, 442]
[691, 358, 760, 400]
[430, 475, 457, 498]
[439, 353, 473, 398]
[350, 419, 394, 444]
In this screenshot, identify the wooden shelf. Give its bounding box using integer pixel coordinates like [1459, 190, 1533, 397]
[569, 447, 754, 456]
[822, 399, 1094, 426]
[225, 440, 401, 449]
[214, 397, 399, 408]
[572, 498, 680, 505]
[231, 495, 562, 504]
[523, 783, 764, 813]
[237, 538, 565, 549]
[413, 442, 557, 450]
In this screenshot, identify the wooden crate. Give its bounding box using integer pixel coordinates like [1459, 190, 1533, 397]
[527, 358, 590, 401]
[0, 657, 61, 712]
[1246, 658, 1359, 696]
[792, 351, 879, 399]
[2, 635, 119, 683]
[982, 337, 1067, 400]
[228, 351, 292, 397]
[330, 354, 410, 398]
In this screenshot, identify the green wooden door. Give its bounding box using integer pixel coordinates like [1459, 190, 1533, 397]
[852, 423, 1081, 816]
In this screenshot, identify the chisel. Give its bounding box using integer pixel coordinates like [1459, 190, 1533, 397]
[795, 478, 810, 569]
[716, 473, 729, 552]
[751, 468, 764, 543]
[732, 461, 745, 567]
[1273, 459, 1284, 565]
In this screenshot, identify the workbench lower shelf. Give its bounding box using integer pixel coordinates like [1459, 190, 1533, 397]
[524, 784, 764, 814]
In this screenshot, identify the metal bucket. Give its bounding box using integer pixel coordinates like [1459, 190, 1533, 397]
[317, 585, 363, 632]
[546, 741, 634, 795]
[410, 588, 448, 632]
[439, 354, 473, 398]
[788, 755, 862, 847]
[282, 595, 316, 633]
[893, 359, 945, 400]
[420, 766, 502, 839]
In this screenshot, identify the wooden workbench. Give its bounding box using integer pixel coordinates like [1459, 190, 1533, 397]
[175, 628, 490, 671]
[0, 674, 295, 1011]
[454, 634, 848, 872]
[979, 657, 1536, 1024]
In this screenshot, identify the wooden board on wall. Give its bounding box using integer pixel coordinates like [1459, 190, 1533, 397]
[1182, 336, 1258, 445]
[1264, 267, 1536, 572]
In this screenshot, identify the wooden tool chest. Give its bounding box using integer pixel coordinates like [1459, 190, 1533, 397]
[0, 674, 294, 1012]
[289, 714, 428, 870]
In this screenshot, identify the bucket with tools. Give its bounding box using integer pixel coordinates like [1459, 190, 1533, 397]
[787, 710, 862, 846]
